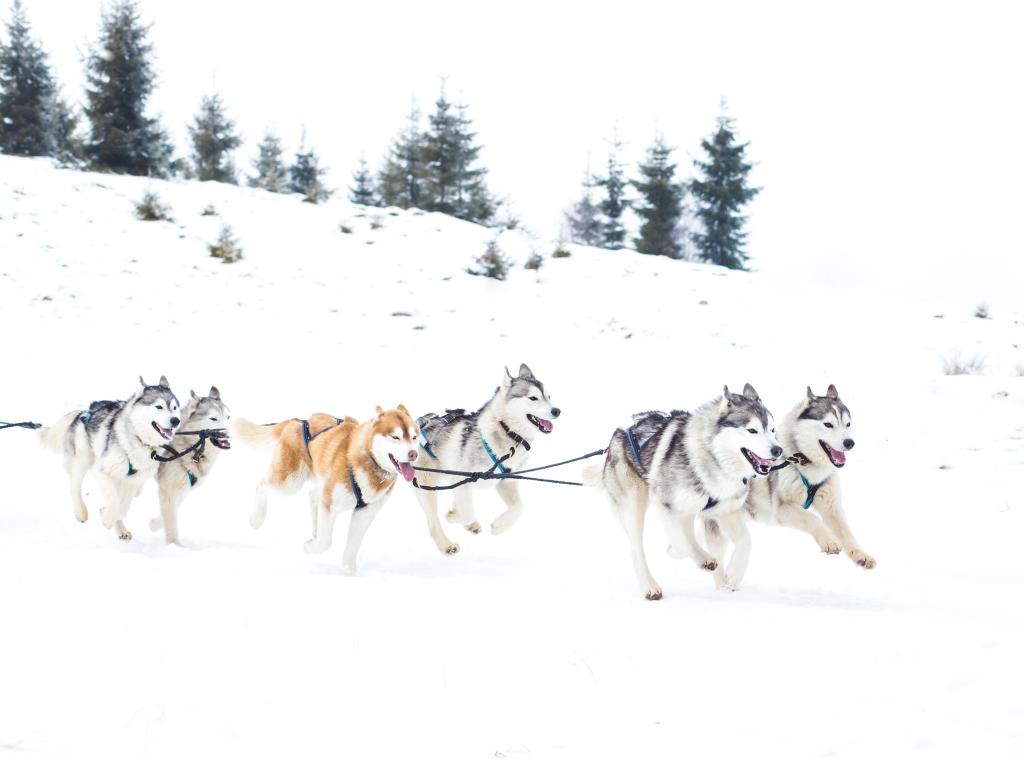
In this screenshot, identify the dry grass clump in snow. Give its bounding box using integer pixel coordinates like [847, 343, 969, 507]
[941, 351, 986, 375]
[200, 203, 217, 216]
[135, 190, 171, 221]
[524, 251, 544, 271]
[974, 303, 991, 319]
[208, 225, 243, 264]
[551, 242, 572, 259]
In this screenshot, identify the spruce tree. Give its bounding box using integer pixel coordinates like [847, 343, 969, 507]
[377, 101, 425, 209]
[349, 154, 376, 205]
[83, 0, 171, 176]
[188, 93, 241, 183]
[566, 163, 601, 246]
[632, 137, 685, 258]
[248, 131, 287, 192]
[0, 0, 55, 156]
[594, 136, 628, 249]
[289, 135, 330, 203]
[690, 113, 760, 269]
[43, 89, 80, 164]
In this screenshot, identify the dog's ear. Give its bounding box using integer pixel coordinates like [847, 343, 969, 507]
[742, 383, 760, 401]
[826, 384, 839, 400]
[374, 405, 383, 418]
[518, 363, 534, 379]
[209, 386, 221, 400]
[158, 375, 170, 389]
[139, 375, 148, 388]
[190, 389, 199, 402]
[806, 385, 816, 400]
[503, 366, 513, 388]
[397, 404, 410, 416]
[720, 385, 732, 413]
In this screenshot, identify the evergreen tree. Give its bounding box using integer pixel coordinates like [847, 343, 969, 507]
[188, 92, 241, 183]
[83, 0, 171, 176]
[594, 136, 628, 249]
[248, 131, 287, 192]
[421, 87, 494, 224]
[632, 137, 685, 258]
[565, 163, 601, 246]
[377, 101, 425, 209]
[289, 134, 330, 203]
[349, 154, 376, 205]
[690, 112, 760, 269]
[43, 88, 81, 164]
[0, 0, 55, 156]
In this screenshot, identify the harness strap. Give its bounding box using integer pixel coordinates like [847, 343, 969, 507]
[625, 427, 644, 472]
[798, 472, 825, 509]
[498, 421, 531, 452]
[187, 469, 197, 487]
[300, 418, 343, 460]
[703, 496, 718, 511]
[420, 441, 437, 459]
[0, 421, 42, 430]
[127, 460, 137, 476]
[349, 466, 368, 510]
[481, 431, 510, 476]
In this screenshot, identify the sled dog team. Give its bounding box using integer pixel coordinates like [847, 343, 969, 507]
[38, 365, 875, 599]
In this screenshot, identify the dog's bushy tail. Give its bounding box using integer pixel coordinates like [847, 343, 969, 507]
[38, 410, 82, 454]
[581, 464, 604, 488]
[231, 417, 280, 447]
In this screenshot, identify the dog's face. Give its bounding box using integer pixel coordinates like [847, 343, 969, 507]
[369, 405, 420, 482]
[795, 384, 854, 468]
[500, 363, 561, 436]
[131, 375, 181, 446]
[185, 386, 232, 450]
[714, 384, 782, 477]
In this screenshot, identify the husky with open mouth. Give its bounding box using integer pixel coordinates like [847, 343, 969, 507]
[411, 363, 561, 555]
[38, 376, 181, 541]
[232, 405, 420, 573]
[709, 384, 875, 580]
[583, 384, 782, 599]
[149, 387, 232, 545]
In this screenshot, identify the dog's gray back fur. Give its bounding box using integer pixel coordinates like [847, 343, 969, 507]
[69, 381, 179, 462]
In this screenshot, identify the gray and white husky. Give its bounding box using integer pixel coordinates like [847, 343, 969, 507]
[412, 363, 561, 555]
[39, 376, 181, 541]
[584, 384, 783, 599]
[706, 384, 875, 582]
[149, 387, 231, 545]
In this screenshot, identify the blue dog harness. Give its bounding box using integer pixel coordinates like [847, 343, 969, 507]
[798, 472, 825, 509]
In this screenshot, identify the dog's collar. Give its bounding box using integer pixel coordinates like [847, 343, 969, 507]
[499, 420, 531, 452]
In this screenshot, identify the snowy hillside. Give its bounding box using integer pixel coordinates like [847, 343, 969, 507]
[1, 155, 1022, 766]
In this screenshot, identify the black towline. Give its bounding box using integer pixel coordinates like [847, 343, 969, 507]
[412, 447, 606, 492]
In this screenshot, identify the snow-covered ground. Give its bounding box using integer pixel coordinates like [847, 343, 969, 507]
[1, 156, 1021, 766]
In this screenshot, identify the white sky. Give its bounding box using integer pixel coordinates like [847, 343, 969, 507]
[12, 0, 1024, 304]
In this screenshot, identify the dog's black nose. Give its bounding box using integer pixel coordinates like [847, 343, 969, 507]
[170, 417, 180, 428]
[551, 407, 561, 418]
[771, 445, 783, 457]
[843, 438, 855, 450]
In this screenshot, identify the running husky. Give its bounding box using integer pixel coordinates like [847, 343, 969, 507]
[412, 363, 560, 556]
[148, 387, 232, 545]
[705, 384, 875, 581]
[39, 376, 181, 541]
[233, 406, 420, 573]
[584, 385, 782, 599]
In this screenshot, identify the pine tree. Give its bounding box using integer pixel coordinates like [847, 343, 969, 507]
[248, 131, 287, 192]
[188, 93, 241, 183]
[349, 154, 376, 205]
[594, 136, 628, 249]
[289, 134, 330, 203]
[0, 0, 55, 156]
[377, 101, 425, 209]
[690, 112, 760, 269]
[421, 87, 494, 224]
[83, 0, 171, 176]
[43, 88, 80, 164]
[632, 137, 685, 258]
[565, 163, 601, 246]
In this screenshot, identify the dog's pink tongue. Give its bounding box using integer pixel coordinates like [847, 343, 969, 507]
[832, 448, 847, 466]
[398, 462, 416, 482]
[537, 418, 554, 433]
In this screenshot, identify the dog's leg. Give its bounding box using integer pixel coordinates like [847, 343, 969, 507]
[623, 494, 661, 601]
[251, 480, 271, 529]
[159, 487, 182, 546]
[716, 512, 752, 590]
[447, 486, 480, 534]
[67, 456, 90, 523]
[814, 484, 876, 569]
[413, 486, 459, 556]
[704, 518, 728, 585]
[491, 480, 523, 535]
[303, 491, 339, 555]
[662, 508, 718, 571]
[340, 501, 381, 574]
[774, 502, 841, 555]
[307, 486, 319, 538]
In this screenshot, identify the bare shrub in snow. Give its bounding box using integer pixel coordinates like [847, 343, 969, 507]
[941, 352, 986, 375]
[200, 203, 217, 216]
[468, 239, 512, 281]
[208, 225, 243, 263]
[339, 223, 353, 234]
[974, 303, 990, 319]
[552, 241, 572, 259]
[524, 251, 544, 271]
[135, 191, 171, 221]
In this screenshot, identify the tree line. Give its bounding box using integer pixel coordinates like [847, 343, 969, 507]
[0, 0, 759, 269]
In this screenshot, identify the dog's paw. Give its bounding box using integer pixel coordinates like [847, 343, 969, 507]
[74, 507, 88, 523]
[851, 550, 877, 569]
[340, 563, 357, 576]
[465, 521, 482, 535]
[699, 558, 719, 571]
[644, 587, 663, 601]
[445, 508, 460, 523]
[441, 541, 460, 556]
[818, 537, 841, 555]
[118, 530, 133, 542]
[713, 571, 739, 591]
